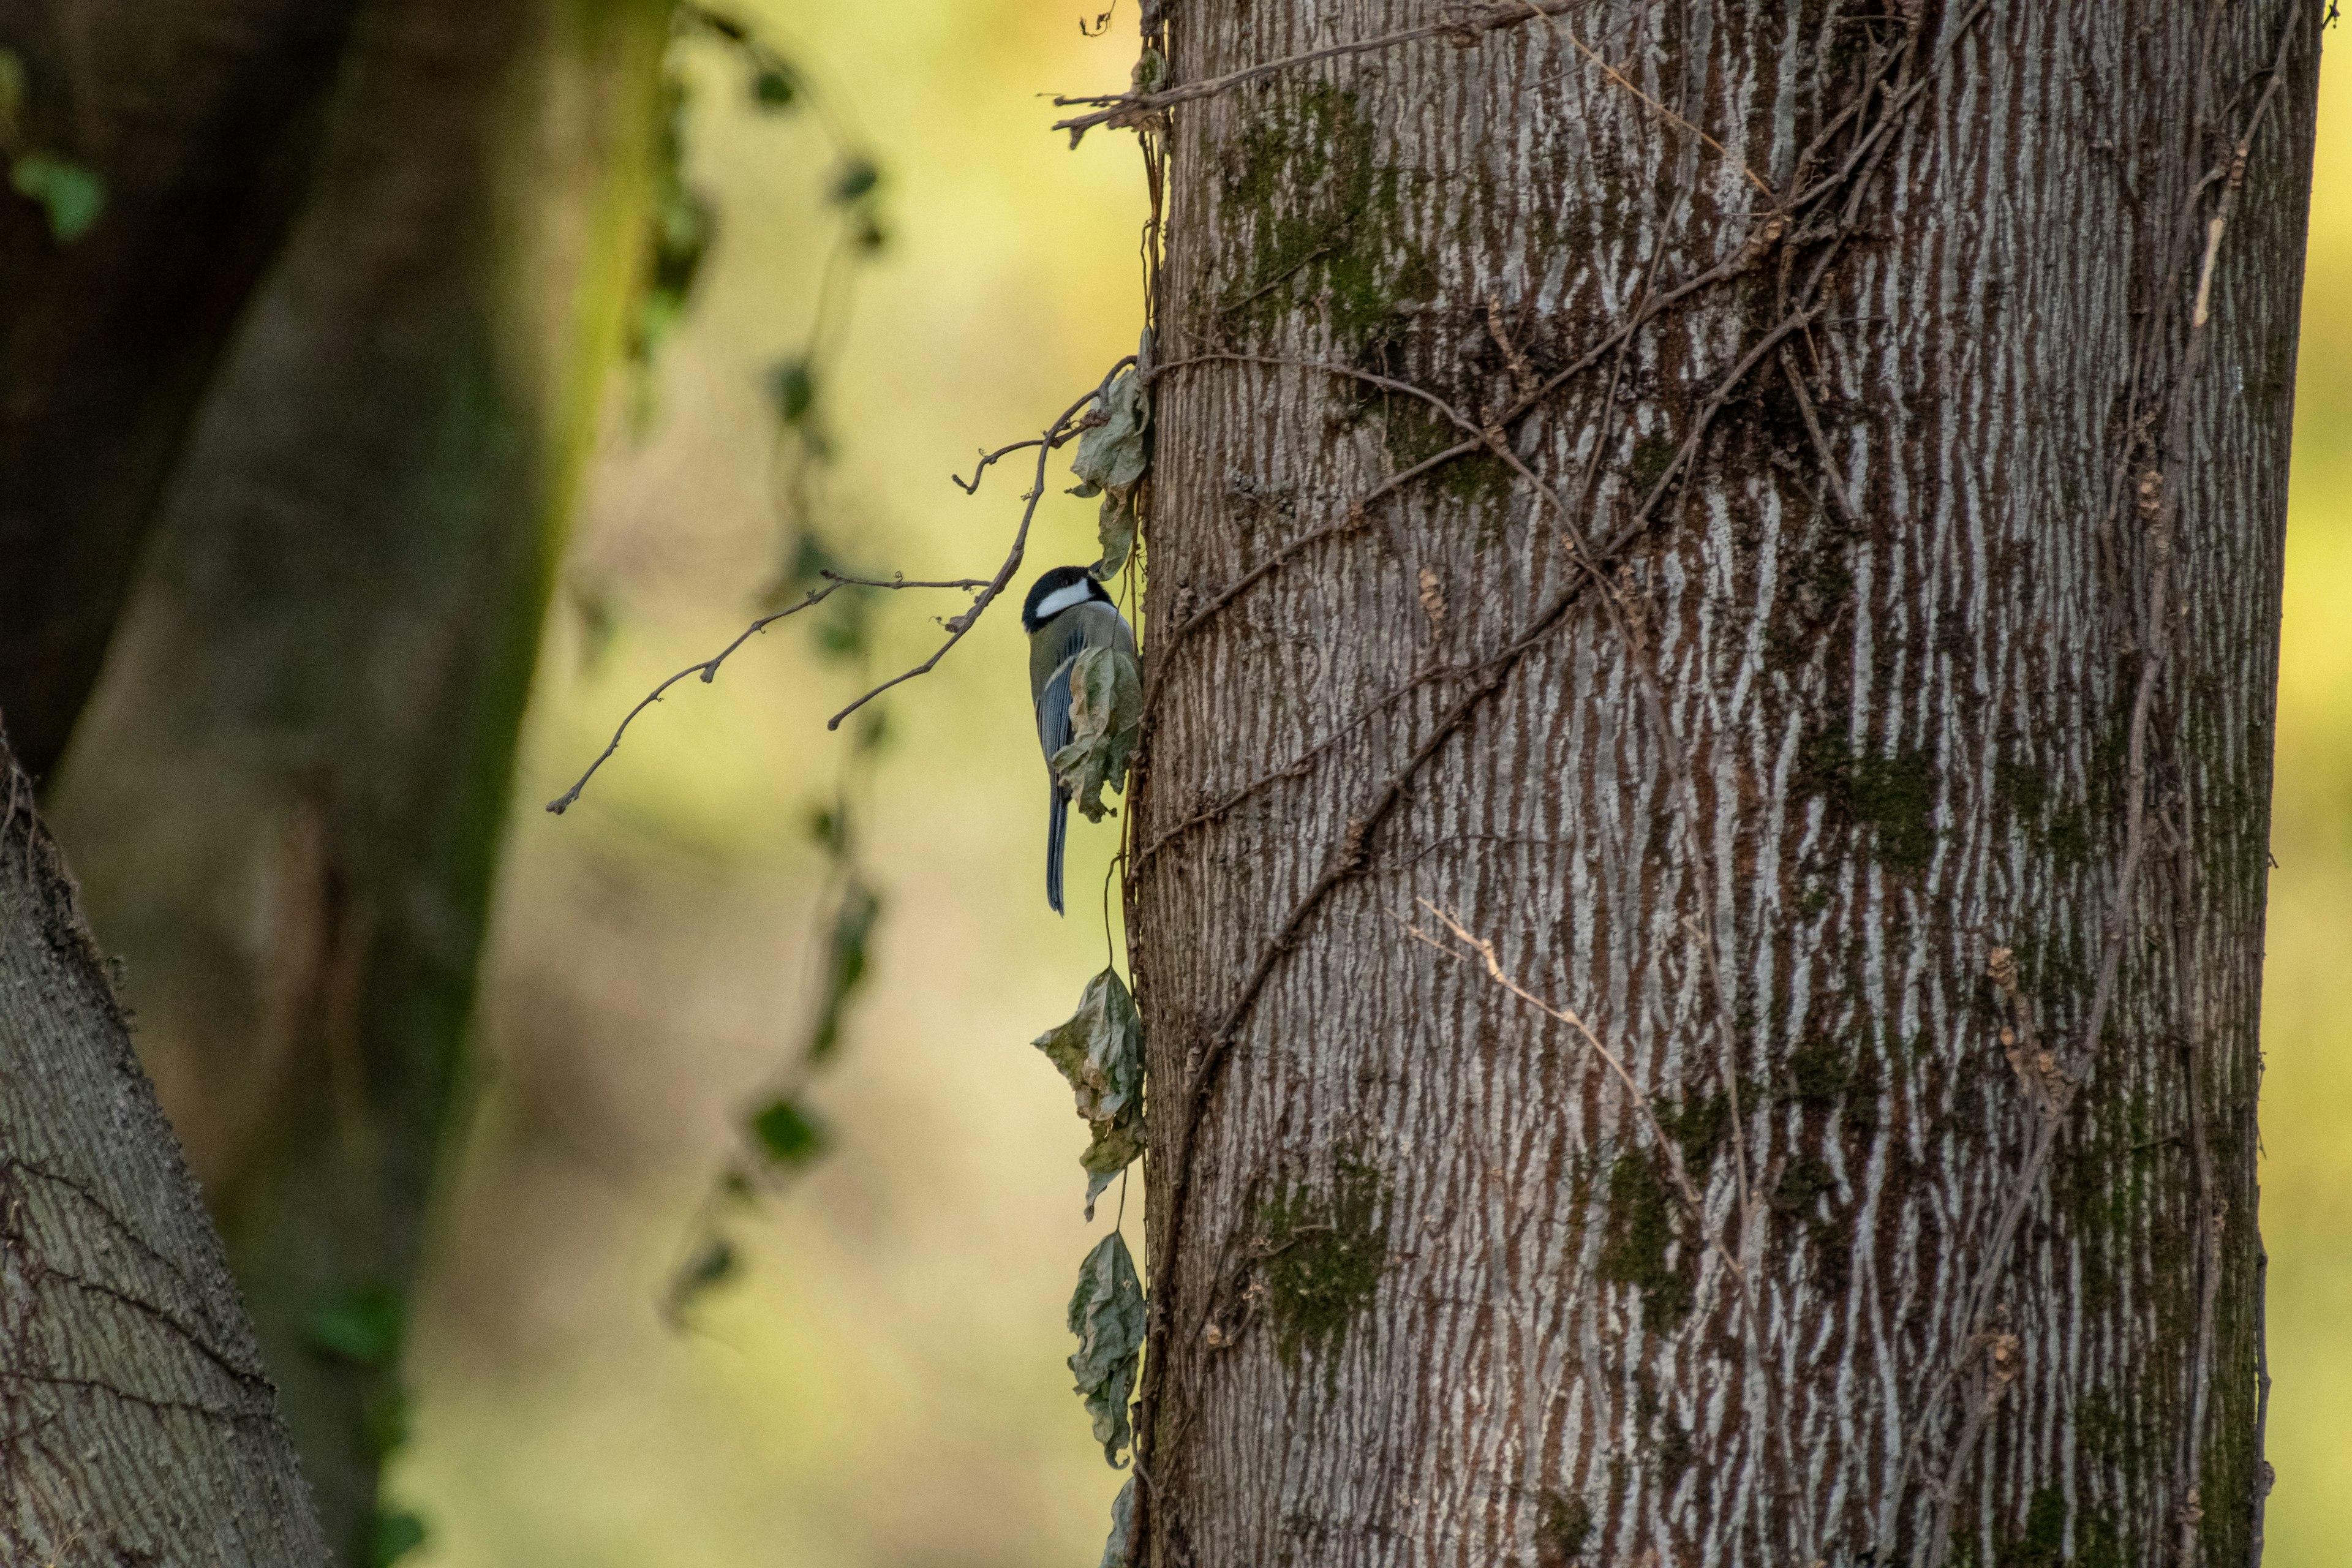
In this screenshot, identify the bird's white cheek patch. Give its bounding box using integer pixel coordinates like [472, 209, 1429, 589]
[1033, 584, 1099, 621]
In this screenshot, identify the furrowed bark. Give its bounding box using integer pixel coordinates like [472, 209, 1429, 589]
[0, 734, 326, 1567]
[0, 0, 362, 783]
[1129, 3, 2317, 1564]
[45, 0, 671, 1553]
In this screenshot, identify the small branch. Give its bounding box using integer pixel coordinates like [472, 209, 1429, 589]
[1050, 0, 1602, 144]
[950, 439, 1044, 495]
[544, 573, 987, 813]
[1777, 345, 1861, 526]
[825, 383, 1109, 731]
[1402, 905, 1718, 1229]
[950, 356, 1131, 496]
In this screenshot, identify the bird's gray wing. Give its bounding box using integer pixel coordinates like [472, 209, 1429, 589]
[1037, 650, 1078, 764]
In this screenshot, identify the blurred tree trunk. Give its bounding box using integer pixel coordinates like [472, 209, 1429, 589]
[0, 733, 326, 1568]
[1130, 4, 2316, 1566]
[0, 0, 361, 783]
[45, 0, 670, 1555]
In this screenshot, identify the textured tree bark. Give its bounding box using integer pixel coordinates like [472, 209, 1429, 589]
[1129, 3, 2317, 1566]
[43, 0, 669, 1554]
[0, 735, 326, 1566]
[0, 0, 362, 783]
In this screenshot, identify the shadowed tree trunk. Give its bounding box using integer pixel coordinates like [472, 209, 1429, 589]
[0, 0, 362, 783]
[1128, 3, 2316, 1565]
[45, 0, 671, 1553]
[0, 734, 326, 1567]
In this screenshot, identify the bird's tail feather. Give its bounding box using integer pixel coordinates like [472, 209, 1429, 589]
[1046, 785, 1070, 916]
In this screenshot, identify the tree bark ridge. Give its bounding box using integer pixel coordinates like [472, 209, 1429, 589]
[0, 737, 326, 1567]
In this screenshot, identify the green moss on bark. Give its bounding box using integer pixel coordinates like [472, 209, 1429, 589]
[1217, 84, 1435, 349]
[1256, 1158, 1390, 1371]
[1598, 1152, 1692, 1332]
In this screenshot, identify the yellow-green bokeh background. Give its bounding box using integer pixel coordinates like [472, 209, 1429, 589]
[393, 9, 2352, 1561]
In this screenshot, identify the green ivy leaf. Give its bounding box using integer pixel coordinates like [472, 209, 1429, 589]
[750, 66, 797, 109]
[1066, 1233, 1145, 1465]
[10, 153, 105, 243]
[749, 1097, 827, 1167]
[369, 1509, 429, 1568]
[1049, 646, 1142, 824]
[830, 156, 880, 204]
[302, 1284, 404, 1369]
[807, 878, 881, 1061]
[1098, 1476, 1136, 1568]
[769, 357, 817, 425]
[1035, 968, 1144, 1216]
[665, 1235, 739, 1321]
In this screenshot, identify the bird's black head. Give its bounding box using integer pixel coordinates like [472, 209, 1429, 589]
[1022, 565, 1112, 633]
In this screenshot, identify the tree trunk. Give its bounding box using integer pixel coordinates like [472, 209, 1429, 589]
[0, 734, 326, 1567]
[0, 0, 362, 783]
[1129, 4, 2317, 1566]
[45, 0, 669, 1554]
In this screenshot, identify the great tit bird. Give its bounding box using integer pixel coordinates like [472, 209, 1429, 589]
[1023, 564, 1136, 914]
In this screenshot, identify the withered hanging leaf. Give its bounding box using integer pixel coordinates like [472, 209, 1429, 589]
[1097, 1476, 1136, 1568]
[1066, 1232, 1145, 1465]
[1049, 646, 1142, 824]
[1091, 488, 1138, 582]
[1079, 1120, 1144, 1219]
[1070, 365, 1148, 499]
[1034, 968, 1142, 1121]
[1034, 968, 1145, 1216]
[1072, 336, 1153, 579]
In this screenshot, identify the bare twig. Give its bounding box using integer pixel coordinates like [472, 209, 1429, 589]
[544, 572, 986, 813]
[2171, 821, 2224, 1568]
[950, 438, 1046, 495]
[950, 355, 1134, 496]
[1778, 345, 1861, 526]
[1051, 0, 1607, 144]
